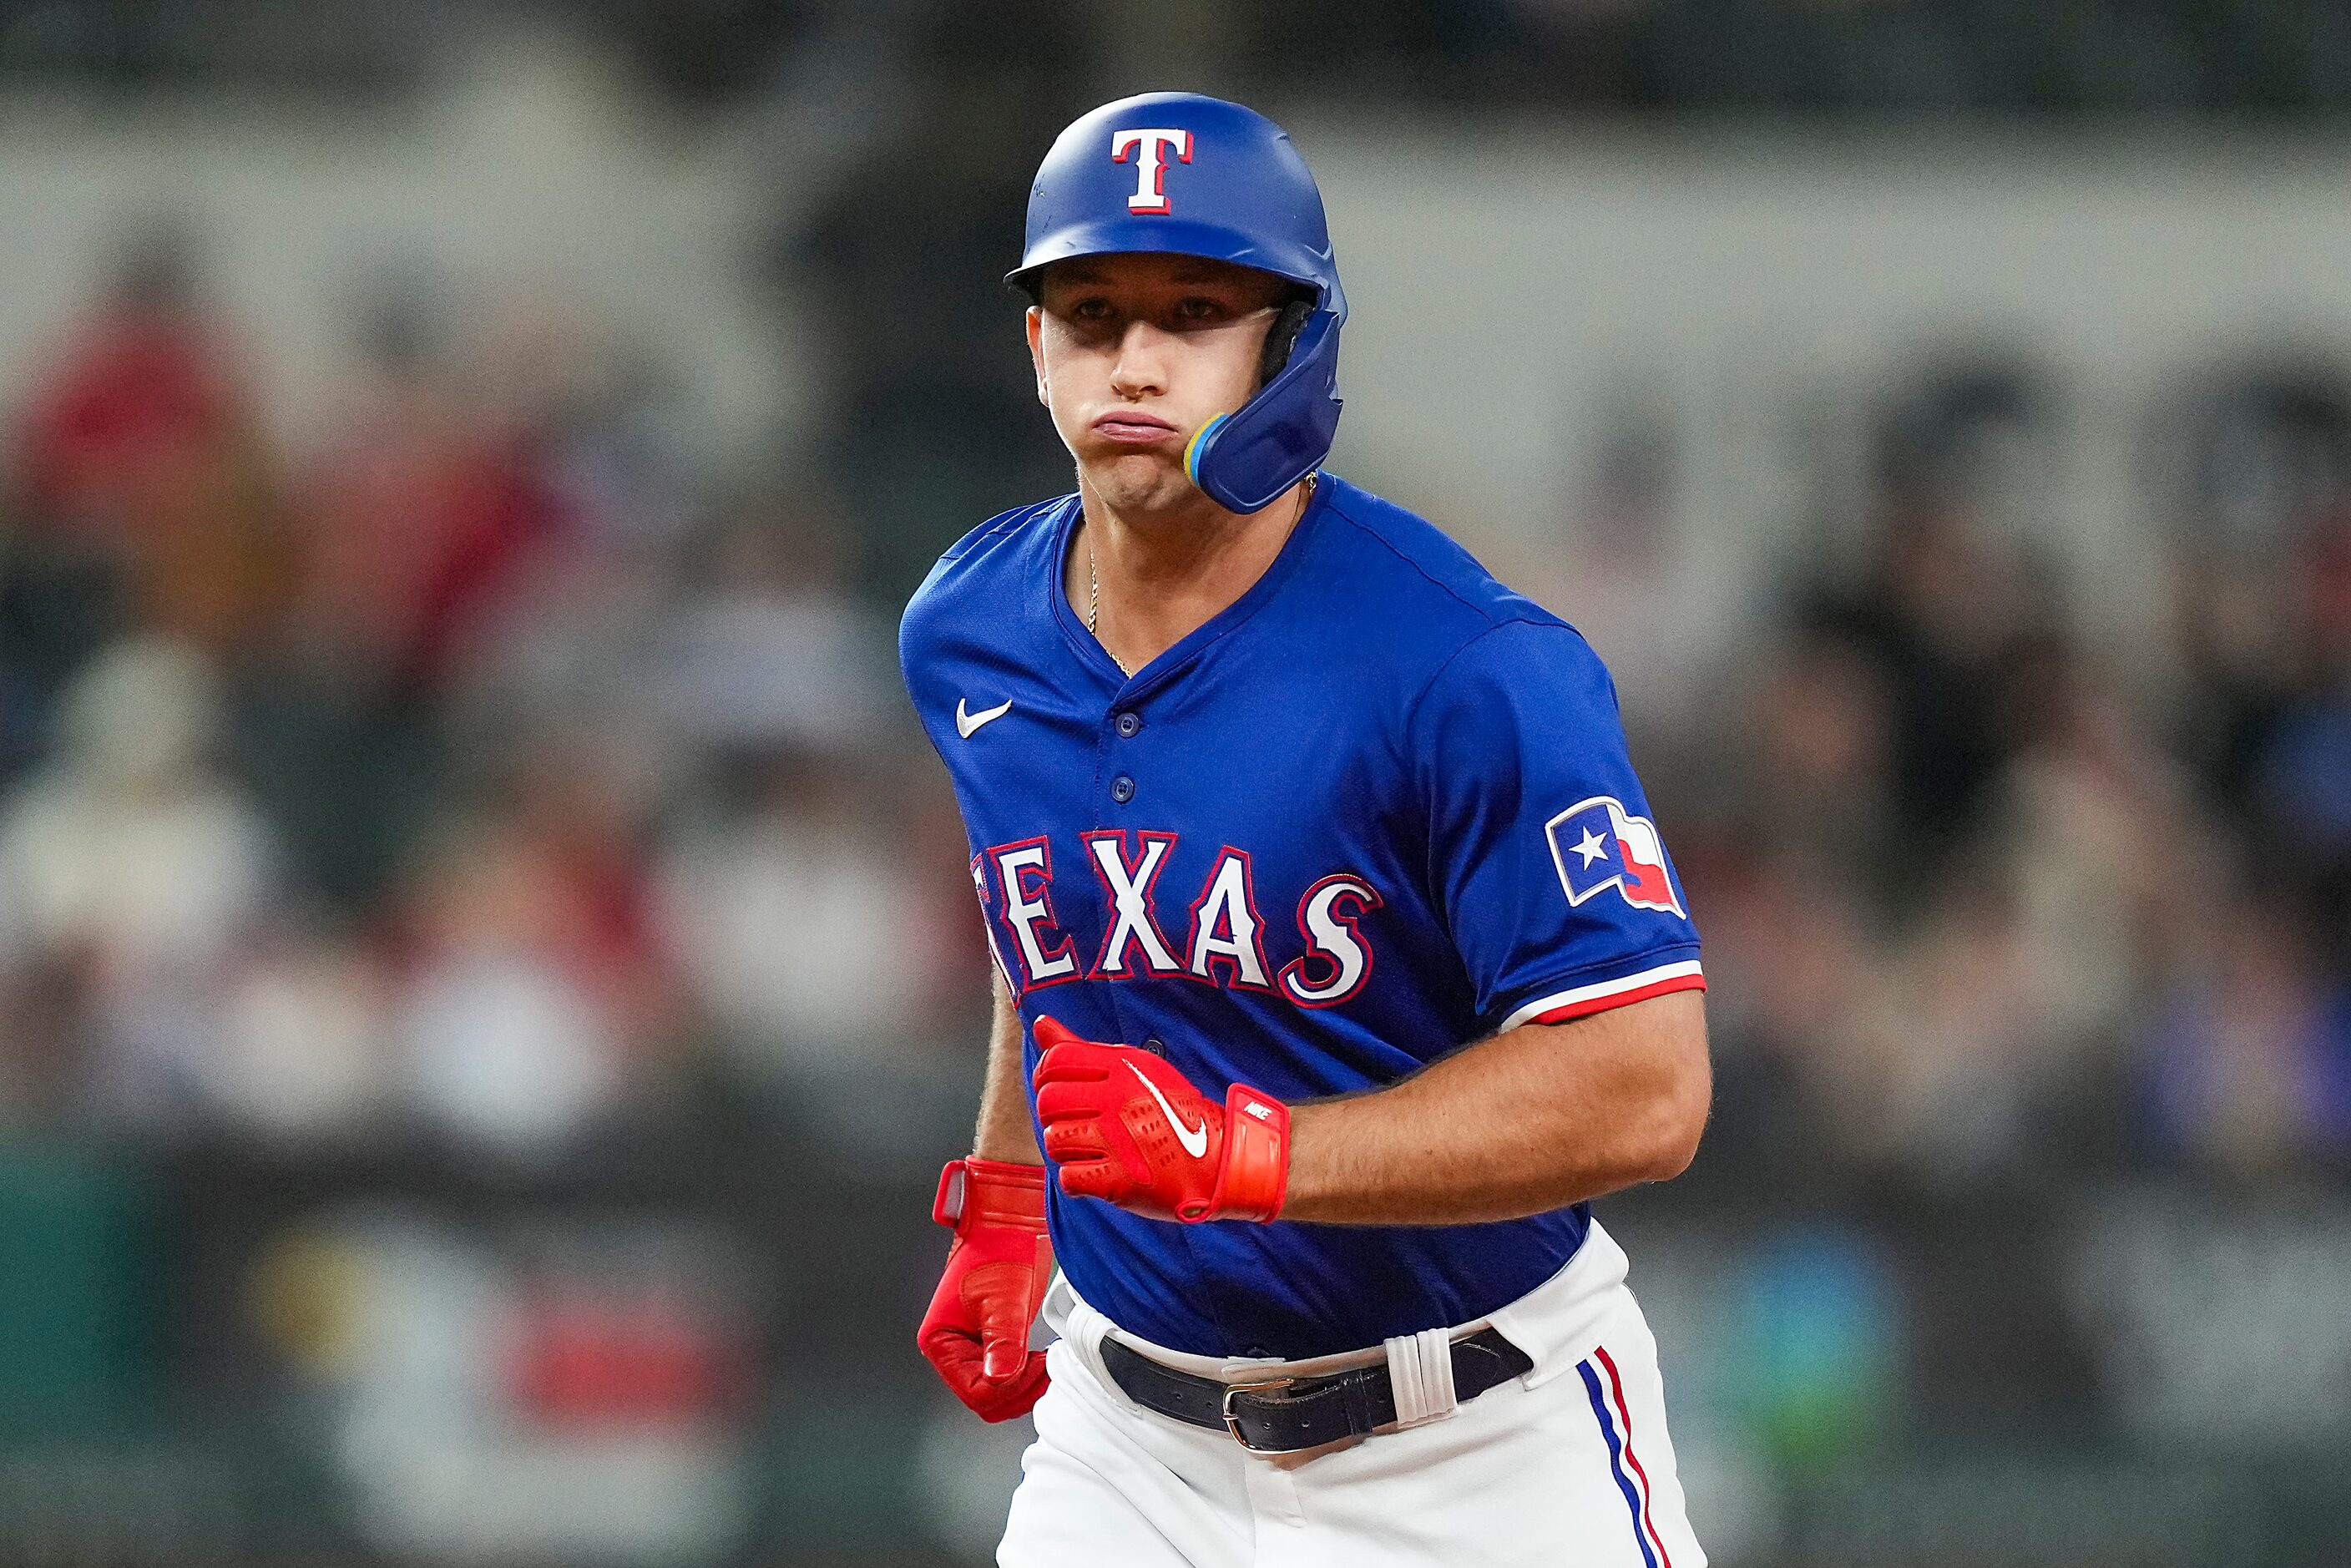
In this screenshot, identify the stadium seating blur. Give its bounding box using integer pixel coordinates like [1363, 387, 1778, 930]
[0, 5, 2345, 1565]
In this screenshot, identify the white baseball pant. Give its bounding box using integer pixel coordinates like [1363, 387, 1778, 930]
[999, 1221, 1705, 1568]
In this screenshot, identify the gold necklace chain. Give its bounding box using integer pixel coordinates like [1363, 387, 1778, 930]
[1089, 528, 1130, 675]
[1087, 533, 1100, 635]
[1088, 473, 1316, 675]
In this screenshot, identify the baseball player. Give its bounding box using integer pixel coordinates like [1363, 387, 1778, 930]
[902, 92, 1711, 1566]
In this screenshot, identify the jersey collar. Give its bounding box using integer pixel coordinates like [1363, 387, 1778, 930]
[1049, 473, 1334, 699]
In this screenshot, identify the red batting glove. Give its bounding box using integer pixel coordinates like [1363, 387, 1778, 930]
[917, 1158, 1054, 1422]
[1032, 1016, 1291, 1223]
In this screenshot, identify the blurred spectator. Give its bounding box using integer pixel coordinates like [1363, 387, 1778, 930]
[289, 284, 574, 697]
[6, 221, 291, 700]
[655, 746, 985, 1161]
[1694, 846, 1883, 1180]
[0, 637, 278, 1128]
[15, 226, 228, 533]
[1801, 503, 2038, 861]
[241, 286, 609, 911]
[532, 334, 697, 561]
[206, 922, 392, 1142]
[439, 298, 704, 714]
[2133, 899, 2351, 1171]
[2170, 546, 2299, 816]
[2249, 512, 2351, 961]
[1988, 635, 2197, 1052]
[1851, 871, 2060, 1178]
[1731, 632, 1902, 916]
[658, 748, 936, 1078]
[650, 500, 892, 755]
[388, 733, 680, 1161]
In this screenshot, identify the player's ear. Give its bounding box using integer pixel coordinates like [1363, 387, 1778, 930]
[1026, 306, 1049, 407]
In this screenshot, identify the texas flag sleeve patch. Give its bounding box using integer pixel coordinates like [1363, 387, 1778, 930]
[1545, 797, 1686, 918]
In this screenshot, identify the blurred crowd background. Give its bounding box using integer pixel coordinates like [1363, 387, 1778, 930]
[0, 4, 2347, 1566]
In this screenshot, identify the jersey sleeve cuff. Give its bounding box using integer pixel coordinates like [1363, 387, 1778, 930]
[1495, 957, 1706, 1033]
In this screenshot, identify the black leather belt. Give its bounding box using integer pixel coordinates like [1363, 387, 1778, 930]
[1099, 1328, 1533, 1454]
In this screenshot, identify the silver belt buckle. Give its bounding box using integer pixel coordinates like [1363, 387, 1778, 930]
[1220, 1377, 1301, 1453]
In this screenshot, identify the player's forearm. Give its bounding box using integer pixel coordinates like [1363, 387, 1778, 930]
[972, 976, 1045, 1164]
[1277, 990, 1710, 1225]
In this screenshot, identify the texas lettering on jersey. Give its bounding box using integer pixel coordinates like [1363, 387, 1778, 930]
[973, 832, 1382, 1009]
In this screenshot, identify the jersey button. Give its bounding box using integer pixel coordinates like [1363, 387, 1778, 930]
[1141, 1037, 1166, 1057]
[1114, 711, 1142, 737]
[1110, 774, 1136, 804]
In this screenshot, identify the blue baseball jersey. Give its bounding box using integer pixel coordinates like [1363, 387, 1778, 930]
[899, 473, 1703, 1359]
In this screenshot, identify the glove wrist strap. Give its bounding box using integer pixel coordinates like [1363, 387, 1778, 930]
[934, 1157, 1049, 1233]
[1202, 1085, 1290, 1222]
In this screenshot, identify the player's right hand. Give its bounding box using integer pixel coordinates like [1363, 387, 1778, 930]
[918, 1157, 1054, 1422]
[1032, 1015, 1292, 1223]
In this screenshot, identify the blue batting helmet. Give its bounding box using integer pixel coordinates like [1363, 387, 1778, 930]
[1009, 93, 1346, 515]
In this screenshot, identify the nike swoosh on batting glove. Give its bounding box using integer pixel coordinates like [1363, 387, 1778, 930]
[917, 1158, 1054, 1422]
[1032, 1015, 1290, 1223]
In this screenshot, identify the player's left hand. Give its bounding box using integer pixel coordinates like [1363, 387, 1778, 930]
[1032, 1016, 1291, 1222]
[918, 1158, 1054, 1422]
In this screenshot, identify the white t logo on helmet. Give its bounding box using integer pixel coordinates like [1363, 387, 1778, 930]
[1110, 129, 1192, 214]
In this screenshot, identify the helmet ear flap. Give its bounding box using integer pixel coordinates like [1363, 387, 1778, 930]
[1189, 301, 1344, 514]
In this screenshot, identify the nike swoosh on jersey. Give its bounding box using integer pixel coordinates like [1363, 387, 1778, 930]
[955, 697, 1014, 738]
[1127, 1060, 1210, 1158]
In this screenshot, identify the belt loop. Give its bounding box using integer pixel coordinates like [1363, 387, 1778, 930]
[1382, 1326, 1459, 1428]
